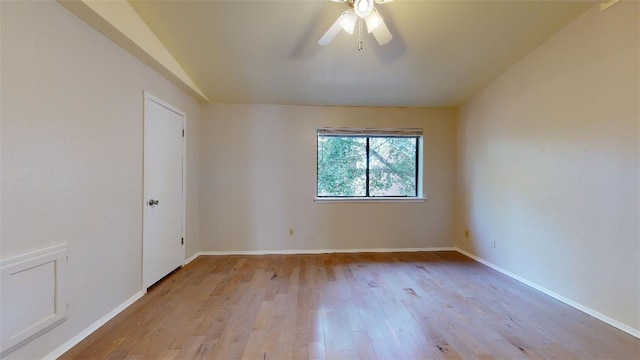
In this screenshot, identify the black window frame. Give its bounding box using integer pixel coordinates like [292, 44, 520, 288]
[316, 130, 421, 198]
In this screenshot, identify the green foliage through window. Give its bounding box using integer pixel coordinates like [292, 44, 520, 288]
[317, 132, 419, 197]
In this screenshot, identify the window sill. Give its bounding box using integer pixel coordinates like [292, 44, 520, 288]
[314, 197, 426, 203]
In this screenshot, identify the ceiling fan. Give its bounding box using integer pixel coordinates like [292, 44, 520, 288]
[318, 0, 393, 49]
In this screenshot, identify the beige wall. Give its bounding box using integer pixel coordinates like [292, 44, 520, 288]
[200, 104, 456, 252]
[0, 1, 200, 358]
[456, 3, 639, 333]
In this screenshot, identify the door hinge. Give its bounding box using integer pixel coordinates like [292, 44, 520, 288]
[181, 237, 184, 245]
[182, 129, 185, 137]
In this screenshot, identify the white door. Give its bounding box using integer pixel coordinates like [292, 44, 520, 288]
[143, 93, 185, 289]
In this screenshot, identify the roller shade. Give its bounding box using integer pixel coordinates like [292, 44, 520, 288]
[317, 127, 423, 137]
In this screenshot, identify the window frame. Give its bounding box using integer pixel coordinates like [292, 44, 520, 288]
[315, 128, 425, 202]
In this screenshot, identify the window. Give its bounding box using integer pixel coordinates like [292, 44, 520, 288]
[317, 128, 422, 199]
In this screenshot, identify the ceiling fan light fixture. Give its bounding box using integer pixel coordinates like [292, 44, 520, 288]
[364, 8, 383, 33]
[354, 0, 374, 18]
[318, 0, 393, 48]
[339, 10, 357, 34]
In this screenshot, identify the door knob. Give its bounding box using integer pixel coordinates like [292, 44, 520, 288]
[148, 199, 159, 206]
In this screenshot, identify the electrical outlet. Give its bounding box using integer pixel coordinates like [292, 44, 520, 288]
[490, 239, 496, 248]
[289, 228, 294, 236]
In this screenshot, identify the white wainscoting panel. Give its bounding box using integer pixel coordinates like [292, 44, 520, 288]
[1, 243, 67, 356]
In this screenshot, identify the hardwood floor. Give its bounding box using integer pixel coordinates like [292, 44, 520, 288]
[60, 252, 639, 359]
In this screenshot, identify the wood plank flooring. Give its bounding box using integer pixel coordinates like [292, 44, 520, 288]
[60, 252, 639, 359]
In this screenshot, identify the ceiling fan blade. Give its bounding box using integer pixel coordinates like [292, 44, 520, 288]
[371, 18, 393, 45]
[318, 10, 356, 46]
[318, 15, 344, 46]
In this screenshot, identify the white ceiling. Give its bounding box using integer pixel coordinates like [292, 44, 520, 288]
[129, 0, 593, 107]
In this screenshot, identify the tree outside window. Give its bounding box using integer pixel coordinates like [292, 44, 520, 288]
[317, 129, 420, 198]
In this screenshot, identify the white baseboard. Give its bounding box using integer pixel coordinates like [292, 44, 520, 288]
[43, 291, 145, 360]
[184, 252, 200, 265]
[194, 247, 457, 257]
[455, 247, 640, 339]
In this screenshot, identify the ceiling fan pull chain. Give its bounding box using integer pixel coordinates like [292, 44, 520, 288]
[358, 17, 364, 51]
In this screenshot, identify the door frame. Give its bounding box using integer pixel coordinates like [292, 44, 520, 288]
[142, 91, 187, 291]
